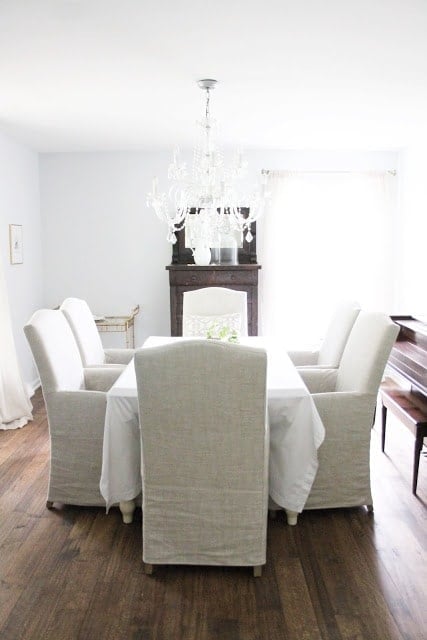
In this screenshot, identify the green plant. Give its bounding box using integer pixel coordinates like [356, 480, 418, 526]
[206, 323, 239, 343]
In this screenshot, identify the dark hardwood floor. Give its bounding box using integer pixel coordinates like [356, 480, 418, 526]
[0, 389, 425, 640]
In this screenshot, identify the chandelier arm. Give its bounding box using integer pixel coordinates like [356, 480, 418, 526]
[146, 78, 267, 249]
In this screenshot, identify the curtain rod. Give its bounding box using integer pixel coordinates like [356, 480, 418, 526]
[262, 169, 397, 176]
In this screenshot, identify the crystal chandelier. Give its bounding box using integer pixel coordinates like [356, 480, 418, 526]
[146, 79, 268, 258]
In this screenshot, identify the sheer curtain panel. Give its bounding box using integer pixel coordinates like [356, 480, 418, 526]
[0, 258, 32, 430]
[260, 170, 396, 344]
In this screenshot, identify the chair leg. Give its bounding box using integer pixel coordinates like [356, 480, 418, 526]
[285, 509, 298, 525]
[381, 403, 387, 452]
[412, 434, 423, 495]
[119, 499, 136, 524]
[143, 563, 154, 575]
[253, 565, 262, 577]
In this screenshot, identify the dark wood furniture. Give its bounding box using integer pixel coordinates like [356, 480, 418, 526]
[381, 315, 427, 494]
[166, 264, 261, 336]
[171, 208, 257, 265]
[167, 215, 260, 336]
[380, 383, 427, 495]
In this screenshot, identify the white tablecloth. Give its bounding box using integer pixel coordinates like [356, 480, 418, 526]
[100, 336, 325, 513]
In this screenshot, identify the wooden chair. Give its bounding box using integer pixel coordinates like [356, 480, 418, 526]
[60, 297, 134, 367]
[134, 339, 268, 576]
[182, 287, 248, 337]
[24, 309, 120, 508]
[288, 300, 360, 368]
[299, 312, 399, 511]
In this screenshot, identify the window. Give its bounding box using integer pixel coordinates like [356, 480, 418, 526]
[259, 170, 397, 344]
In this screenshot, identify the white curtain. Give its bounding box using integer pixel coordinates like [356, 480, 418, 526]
[0, 257, 32, 430]
[259, 170, 396, 345]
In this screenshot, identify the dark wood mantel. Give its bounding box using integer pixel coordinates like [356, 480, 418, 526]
[166, 264, 261, 336]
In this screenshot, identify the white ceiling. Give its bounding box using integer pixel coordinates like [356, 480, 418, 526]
[1, 0, 427, 152]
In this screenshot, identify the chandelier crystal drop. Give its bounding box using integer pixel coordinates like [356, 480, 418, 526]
[146, 79, 268, 252]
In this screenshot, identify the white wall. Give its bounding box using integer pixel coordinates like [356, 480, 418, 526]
[40, 149, 398, 345]
[0, 131, 43, 391]
[396, 146, 427, 315]
[40, 152, 171, 344]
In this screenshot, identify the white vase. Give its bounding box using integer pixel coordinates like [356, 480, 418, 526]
[193, 245, 211, 266]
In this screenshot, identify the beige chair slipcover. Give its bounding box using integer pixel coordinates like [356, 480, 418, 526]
[182, 287, 248, 337]
[288, 300, 360, 368]
[298, 311, 399, 510]
[135, 339, 268, 574]
[60, 297, 134, 368]
[24, 309, 121, 507]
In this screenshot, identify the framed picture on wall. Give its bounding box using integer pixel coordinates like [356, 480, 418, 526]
[9, 224, 23, 264]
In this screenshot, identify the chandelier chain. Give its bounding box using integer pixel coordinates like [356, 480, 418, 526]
[205, 88, 210, 120]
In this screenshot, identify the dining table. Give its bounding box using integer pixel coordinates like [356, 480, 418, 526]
[100, 336, 325, 525]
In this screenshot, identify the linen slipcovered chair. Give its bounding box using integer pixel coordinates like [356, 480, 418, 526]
[60, 297, 134, 368]
[297, 311, 399, 511]
[182, 287, 248, 337]
[135, 340, 268, 576]
[288, 300, 361, 368]
[24, 309, 121, 508]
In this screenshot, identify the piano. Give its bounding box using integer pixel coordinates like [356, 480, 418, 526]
[388, 315, 427, 395]
[381, 315, 427, 494]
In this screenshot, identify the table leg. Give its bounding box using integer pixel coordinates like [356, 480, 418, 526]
[119, 499, 136, 524]
[126, 323, 135, 348]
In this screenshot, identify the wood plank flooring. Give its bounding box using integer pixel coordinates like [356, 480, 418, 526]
[0, 389, 425, 640]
